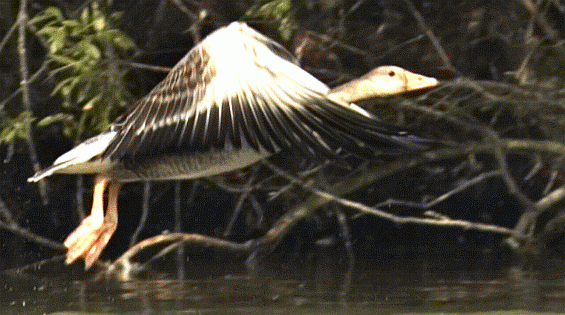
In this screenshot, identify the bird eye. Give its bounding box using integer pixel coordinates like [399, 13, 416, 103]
[388, 71, 395, 77]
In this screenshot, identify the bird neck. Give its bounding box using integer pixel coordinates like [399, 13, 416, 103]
[327, 79, 374, 104]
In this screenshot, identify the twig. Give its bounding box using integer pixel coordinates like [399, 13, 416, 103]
[537, 184, 565, 211]
[0, 18, 18, 55]
[0, 197, 15, 224]
[174, 182, 182, 233]
[0, 220, 65, 251]
[450, 77, 565, 108]
[249, 194, 265, 230]
[168, 0, 208, 44]
[168, 0, 198, 21]
[305, 30, 374, 63]
[130, 182, 151, 247]
[520, 0, 558, 40]
[511, 184, 565, 243]
[3, 255, 66, 276]
[494, 138, 536, 208]
[210, 163, 282, 195]
[369, 170, 503, 212]
[402, 88, 559, 211]
[75, 175, 85, 219]
[224, 191, 252, 237]
[335, 207, 354, 305]
[17, 0, 48, 205]
[402, 0, 459, 75]
[372, 34, 427, 64]
[109, 232, 249, 278]
[514, 36, 540, 84]
[262, 160, 515, 236]
[173, 181, 185, 279]
[0, 59, 52, 111]
[123, 61, 171, 73]
[143, 0, 169, 51]
[223, 169, 260, 236]
[248, 139, 565, 249]
[344, 0, 367, 18]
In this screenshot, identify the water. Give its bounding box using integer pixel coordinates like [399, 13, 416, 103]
[2, 251, 564, 315]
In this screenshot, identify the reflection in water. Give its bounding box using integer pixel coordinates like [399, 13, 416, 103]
[1, 252, 565, 315]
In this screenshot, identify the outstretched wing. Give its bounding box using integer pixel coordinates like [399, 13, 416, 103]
[102, 22, 425, 163]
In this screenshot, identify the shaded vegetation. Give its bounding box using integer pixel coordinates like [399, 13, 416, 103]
[28, 3, 136, 141]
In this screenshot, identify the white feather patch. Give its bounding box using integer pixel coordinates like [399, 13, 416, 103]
[28, 131, 117, 182]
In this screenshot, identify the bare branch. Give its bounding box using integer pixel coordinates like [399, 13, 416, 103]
[0, 219, 65, 251]
[108, 232, 249, 279]
[0, 197, 15, 224]
[336, 207, 354, 306]
[0, 60, 51, 112]
[0, 18, 18, 55]
[123, 61, 172, 73]
[262, 161, 515, 236]
[370, 170, 503, 211]
[130, 182, 151, 247]
[402, 0, 459, 74]
[520, 0, 559, 40]
[17, 0, 48, 205]
[173, 181, 185, 278]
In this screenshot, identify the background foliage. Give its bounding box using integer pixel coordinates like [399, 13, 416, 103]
[28, 3, 135, 141]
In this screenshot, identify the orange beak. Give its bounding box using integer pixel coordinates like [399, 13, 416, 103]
[403, 69, 439, 92]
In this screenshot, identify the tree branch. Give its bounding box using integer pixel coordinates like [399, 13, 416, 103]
[17, 0, 48, 205]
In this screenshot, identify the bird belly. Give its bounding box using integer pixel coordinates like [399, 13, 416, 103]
[54, 158, 114, 175]
[110, 147, 272, 182]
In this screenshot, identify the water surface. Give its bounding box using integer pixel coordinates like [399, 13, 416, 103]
[2, 252, 564, 315]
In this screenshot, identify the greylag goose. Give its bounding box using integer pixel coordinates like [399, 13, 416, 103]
[28, 22, 438, 269]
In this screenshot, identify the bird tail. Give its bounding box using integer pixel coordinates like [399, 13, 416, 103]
[28, 131, 117, 182]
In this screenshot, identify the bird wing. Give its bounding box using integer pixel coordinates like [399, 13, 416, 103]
[102, 24, 425, 162]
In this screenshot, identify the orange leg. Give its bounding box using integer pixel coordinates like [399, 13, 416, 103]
[64, 174, 122, 269]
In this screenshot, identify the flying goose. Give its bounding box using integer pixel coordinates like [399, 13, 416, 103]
[28, 22, 438, 269]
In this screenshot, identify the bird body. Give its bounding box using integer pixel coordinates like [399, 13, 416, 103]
[28, 22, 438, 268]
[30, 22, 423, 184]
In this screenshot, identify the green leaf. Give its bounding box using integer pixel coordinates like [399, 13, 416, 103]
[110, 12, 123, 20]
[49, 26, 66, 53]
[0, 111, 35, 144]
[29, 7, 63, 25]
[49, 53, 78, 66]
[38, 25, 58, 37]
[28, 14, 48, 25]
[52, 77, 78, 97]
[113, 34, 136, 50]
[62, 20, 80, 29]
[77, 77, 94, 103]
[0, 128, 16, 143]
[76, 39, 101, 60]
[37, 113, 75, 127]
[31, 4, 137, 142]
[245, 0, 294, 40]
[93, 16, 106, 32]
[82, 93, 102, 111]
[81, 5, 91, 25]
[44, 7, 64, 21]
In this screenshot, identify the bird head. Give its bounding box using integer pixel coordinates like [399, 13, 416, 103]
[358, 66, 438, 98]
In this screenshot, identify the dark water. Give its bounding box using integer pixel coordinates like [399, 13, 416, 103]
[2, 251, 565, 315]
